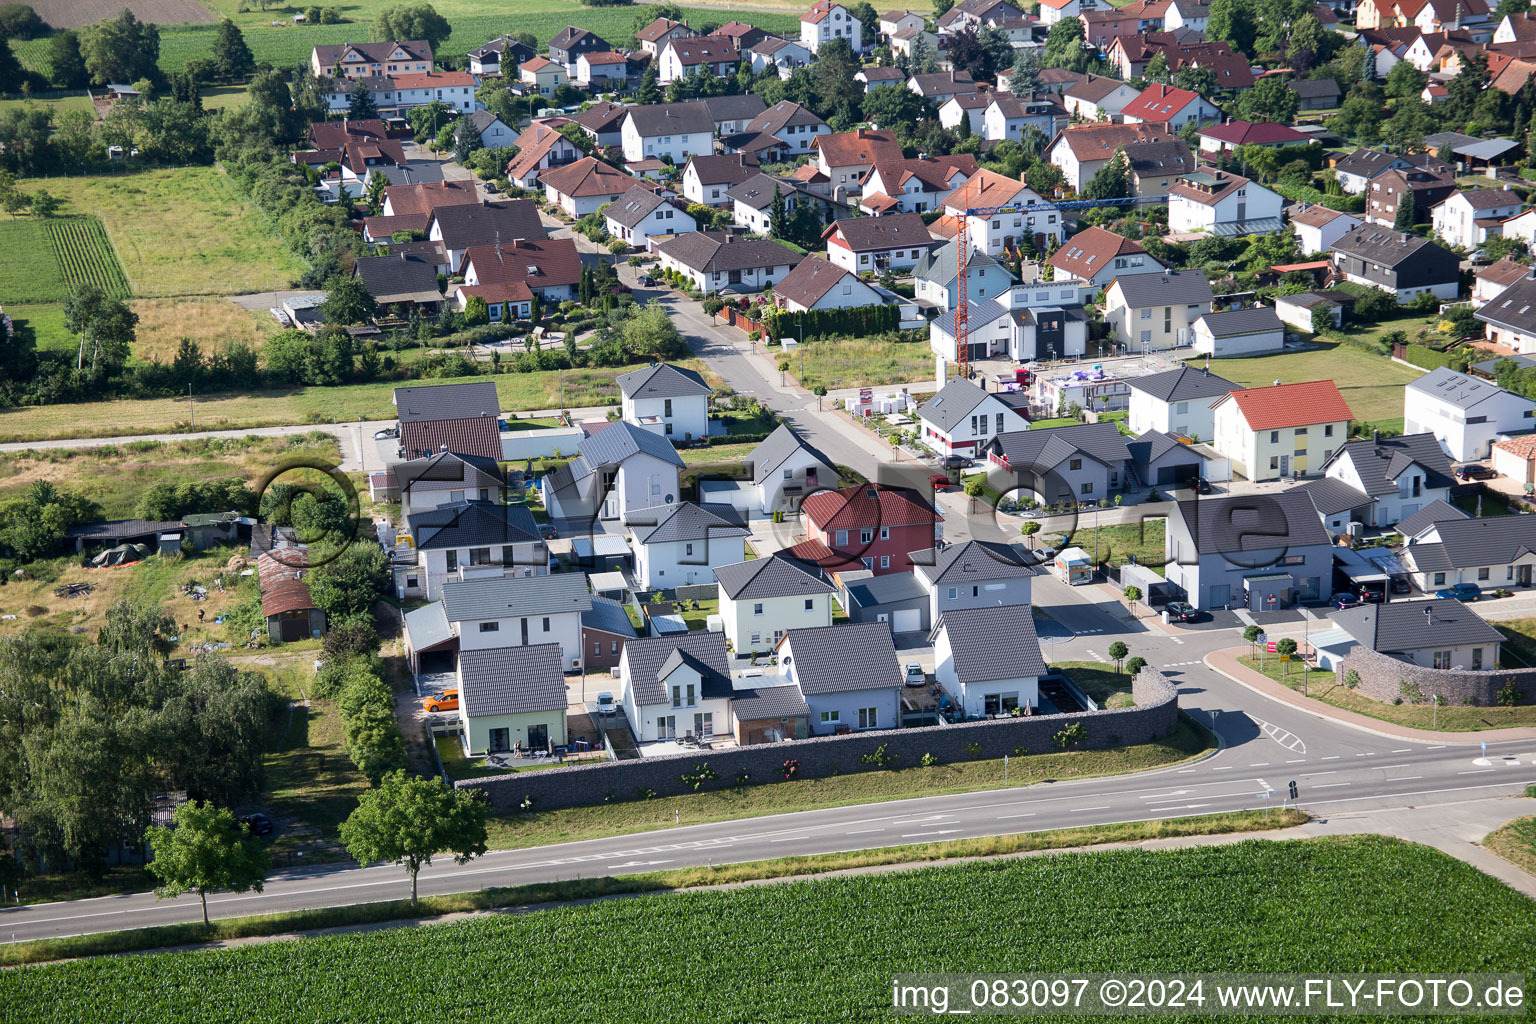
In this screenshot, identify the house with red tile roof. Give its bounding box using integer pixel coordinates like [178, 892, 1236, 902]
[1210, 381, 1353, 481]
[1195, 120, 1312, 154]
[789, 483, 942, 575]
[456, 239, 582, 321]
[540, 157, 646, 216]
[1120, 83, 1220, 129]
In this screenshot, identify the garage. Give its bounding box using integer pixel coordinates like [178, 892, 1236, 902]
[892, 608, 923, 633]
[1156, 463, 1199, 485]
[1129, 430, 1206, 491]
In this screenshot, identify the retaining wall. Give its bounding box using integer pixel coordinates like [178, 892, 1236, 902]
[1335, 646, 1536, 706]
[459, 669, 1182, 813]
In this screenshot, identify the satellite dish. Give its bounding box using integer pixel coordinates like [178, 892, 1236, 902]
[666, 494, 675, 503]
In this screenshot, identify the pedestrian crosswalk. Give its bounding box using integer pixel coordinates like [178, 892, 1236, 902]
[1160, 660, 1202, 669]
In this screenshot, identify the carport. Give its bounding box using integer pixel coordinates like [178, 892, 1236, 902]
[404, 601, 459, 678]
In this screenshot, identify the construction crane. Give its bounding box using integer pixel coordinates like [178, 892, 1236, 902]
[953, 193, 1172, 379]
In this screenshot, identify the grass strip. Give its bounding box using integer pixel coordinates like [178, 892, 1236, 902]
[1484, 815, 1536, 877]
[0, 808, 1304, 967]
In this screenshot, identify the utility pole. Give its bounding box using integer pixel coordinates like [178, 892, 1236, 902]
[187, 383, 194, 430]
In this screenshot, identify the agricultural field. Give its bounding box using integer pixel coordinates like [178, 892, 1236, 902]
[20, 167, 308, 297]
[131, 297, 277, 363]
[0, 216, 127, 304]
[28, 0, 214, 29]
[1185, 340, 1423, 431]
[4, 836, 1533, 1020]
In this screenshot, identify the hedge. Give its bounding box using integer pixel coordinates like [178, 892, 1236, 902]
[1403, 344, 1462, 371]
[1271, 182, 1366, 214]
[762, 305, 901, 341]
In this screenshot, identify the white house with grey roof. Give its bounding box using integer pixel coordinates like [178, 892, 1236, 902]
[1475, 272, 1536, 355]
[1126, 365, 1240, 441]
[541, 420, 686, 522]
[1319, 432, 1456, 528]
[617, 361, 712, 441]
[748, 423, 838, 514]
[1191, 306, 1285, 357]
[394, 450, 505, 521]
[1402, 366, 1536, 461]
[931, 605, 1047, 718]
[1400, 513, 1536, 591]
[455, 643, 568, 755]
[620, 101, 715, 164]
[776, 622, 903, 734]
[984, 421, 1133, 503]
[772, 254, 881, 312]
[655, 230, 802, 293]
[916, 378, 1027, 457]
[913, 539, 1036, 624]
[441, 572, 592, 672]
[1332, 598, 1506, 673]
[1102, 270, 1213, 351]
[912, 241, 1016, 311]
[1163, 490, 1335, 610]
[619, 630, 735, 743]
[626, 501, 750, 588]
[403, 500, 546, 599]
[716, 554, 835, 654]
[604, 186, 696, 250]
[1431, 188, 1523, 251]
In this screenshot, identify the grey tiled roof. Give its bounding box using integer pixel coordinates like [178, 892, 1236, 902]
[616, 361, 712, 400]
[1111, 270, 1214, 308]
[394, 451, 502, 493]
[395, 381, 500, 422]
[911, 240, 1008, 288]
[989, 421, 1132, 473]
[623, 630, 731, 706]
[1126, 429, 1194, 466]
[1405, 514, 1536, 571]
[1173, 490, 1330, 555]
[782, 622, 901, 694]
[731, 682, 810, 720]
[627, 501, 748, 545]
[441, 572, 592, 622]
[624, 100, 714, 138]
[655, 230, 802, 274]
[1396, 498, 1469, 537]
[1331, 226, 1449, 270]
[1322, 433, 1455, 497]
[1296, 476, 1372, 517]
[604, 186, 671, 229]
[1332, 598, 1504, 655]
[715, 554, 833, 600]
[1196, 307, 1284, 337]
[935, 605, 1047, 684]
[931, 298, 1008, 338]
[458, 643, 568, 717]
[917, 378, 996, 432]
[582, 594, 638, 637]
[749, 424, 837, 484]
[914, 539, 1036, 587]
[406, 500, 539, 551]
[827, 212, 933, 253]
[578, 419, 686, 469]
[1405, 366, 1530, 410]
[1125, 365, 1239, 403]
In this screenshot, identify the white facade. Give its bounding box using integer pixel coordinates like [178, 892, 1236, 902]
[932, 627, 1040, 718]
[954, 197, 1063, 258]
[779, 270, 883, 311]
[721, 590, 833, 655]
[1191, 314, 1285, 357]
[606, 201, 697, 248]
[621, 114, 712, 165]
[1101, 282, 1210, 352]
[542, 180, 620, 217]
[756, 447, 833, 514]
[1127, 390, 1221, 442]
[632, 533, 747, 589]
[1325, 449, 1449, 529]
[825, 237, 932, 275]
[576, 54, 628, 87]
[1293, 209, 1362, 255]
[1432, 191, 1522, 250]
[658, 43, 739, 84]
[619, 651, 733, 744]
[918, 392, 1020, 456]
[658, 247, 796, 292]
[1168, 180, 1283, 235]
[801, 3, 863, 53]
[456, 606, 583, 672]
[1404, 379, 1536, 462]
[622, 392, 711, 441]
[1062, 82, 1139, 122]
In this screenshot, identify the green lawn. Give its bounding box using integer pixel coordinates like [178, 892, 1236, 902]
[7, 836, 1533, 1020]
[1186, 339, 1423, 430]
[1485, 814, 1536, 876]
[19, 167, 308, 297]
[1239, 655, 1536, 731]
[1028, 416, 1078, 429]
[792, 338, 940, 391]
[1057, 519, 1167, 573]
[2, 302, 72, 351]
[0, 92, 93, 117]
[1453, 490, 1512, 517]
[1052, 660, 1136, 708]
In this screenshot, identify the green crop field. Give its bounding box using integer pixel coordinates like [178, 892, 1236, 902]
[0, 216, 127, 304]
[2, 836, 1533, 1018]
[45, 217, 130, 297]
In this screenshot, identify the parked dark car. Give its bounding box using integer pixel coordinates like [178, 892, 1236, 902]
[1457, 465, 1496, 481]
[1388, 575, 1411, 594]
[941, 454, 974, 470]
[1332, 592, 1363, 610]
[537, 522, 558, 540]
[240, 813, 274, 837]
[1164, 601, 1198, 622]
[1192, 477, 1212, 494]
[1435, 582, 1481, 602]
[640, 274, 657, 287]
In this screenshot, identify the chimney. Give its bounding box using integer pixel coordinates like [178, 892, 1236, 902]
[1373, 429, 1380, 443]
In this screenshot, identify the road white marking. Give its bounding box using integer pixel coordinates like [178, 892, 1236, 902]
[1391, 749, 1413, 753]
[900, 830, 961, 838]
[1213, 766, 1233, 771]
[1253, 717, 1306, 754]
[996, 813, 1036, 820]
[1387, 777, 1422, 782]
[1427, 745, 1446, 749]
[1074, 806, 1111, 812]
[769, 836, 809, 843]
[1322, 755, 1340, 760]
[1250, 762, 1271, 767]
[1286, 759, 1306, 764]
[1379, 764, 1411, 770]
[1177, 769, 1196, 774]
[1302, 771, 1337, 777]
[1313, 783, 1350, 789]
[844, 828, 884, 835]
[1459, 769, 1496, 775]
[604, 860, 671, 869]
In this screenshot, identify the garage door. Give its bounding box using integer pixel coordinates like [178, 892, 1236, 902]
[892, 608, 922, 633]
[1157, 463, 1198, 485]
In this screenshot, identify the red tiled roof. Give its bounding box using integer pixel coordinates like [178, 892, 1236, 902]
[383, 180, 479, 218]
[1121, 83, 1201, 123]
[1197, 120, 1309, 146]
[390, 71, 477, 89]
[462, 238, 582, 302]
[812, 128, 904, 169]
[1049, 226, 1154, 279]
[803, 483, 942, 531]
[540, 156, 643, 198]
[1218, 380, 1352, 430]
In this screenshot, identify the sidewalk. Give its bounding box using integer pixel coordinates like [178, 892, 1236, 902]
[1204, 646, 1536, 743]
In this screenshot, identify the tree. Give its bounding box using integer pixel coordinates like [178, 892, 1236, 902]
[374, 4, 452, 50]
[307, 542, 390, 622]
[635, 61, 661, 105]
[145, 801, 269, 928]
[363, 170, 387, 215]
[1108, 640, 1129, 672]
[347, 77, 379, 120]
[1237, 75, 1299, 124]
[1082, 147, 1131, 200]
[851, 0, 879, 42]
[1123, 584, 1142, 612]
[768, 186, 787, 239]
[338, 770, 488, 904]
[962, 475, 984, 511]
[1020, 521, 1041, 544]
[1383, 59, 1427, 100]
[48, 29, 88, 89]
[1009, 49, 1042, 95]
[81, 9, 160, 87]
[319, 273, 380, 326]
[0, 4, 43, 39]
[1043, 19, 1091, 73]
[1206, 0, 1256, 56]
[453, 116, 483, 164]
[1394, 187, 1416, 232]
[0, 169, 26, 216]
[1242, 624, 1262, 656]
[1125, 656, 1147, 677]
[1275, 636, 1298, 683]
[1144, 51, 1170, 84]
[211, 19, 255, 80]
[64, 285, 137, 377]
[0, 25, 23, 92]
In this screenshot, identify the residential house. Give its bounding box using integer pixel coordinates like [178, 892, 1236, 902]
[1079, 7, 1148, 48]
[635, 16, 695, 56]
[787, 483, 942, 575]
[1290, 77, 1342, 109]
[1163, 490, 1336, 610]
[859, 155, 977, 215]
[777, 623, 903, 734]
[619, 631, 734, 743]
[1126, 365, 1240, 441]
[1195, 120, 1312, 156]
[1101, 270, 1214, 351]
[984, 421, 1133, 503]
[394, 381, 502, 462]
[726, 174, 825, 235]
[604, 185, 697, 249]
[1192, 306, 1286, 357]
[887, 23, 939, 57]
[928, 299, 1018, 363]
[748, 424, 838, 514]
[809, 128, 906, 202]
[1275, 290, 1347, 331]
[914, 539, 1036, 626]
[931, 606, 1048, 718]
[823, 212, 936, 274]
[548, 26, 609, 66]
[655, 231, 802, 292]
[405, 501, 547, 600]
[1474, 256, 1529, 304]
[682, 154, 759, 206]
[1063, 74, 1141, 121]
[1128, 429, 1208, 488]
[1165, 0, 1211, 29]
[456, 238, 581, 321]
[1332, 146, 1440, 194]
[1038, 0, 1100, 23]
[980, 93, 1069, 144]
[912, 241, 1018, 310]
[1290, 204, 1363, 255]
[1432, 188, 1524, 249]
[879, 9, 928, 36]
[717, 555, 835, 654]
[939, 0, 1027, 30]
[747, 36, 815, 77]
[856, 66, 907, 89]
[428, 200, 548, 272]
[1319, 432, 1456, 527]
[842, 571, 933, 633]
[1209, 379, 1353, 481]
[617, 361, 713, 441]
[1402, 365, 1536, 460]
[455, 644, 568, 755]
[541, 419, 687, 522]
[1048, 226, 1164, 290]
[575, 51, 629, 88]
[462, 111, 516, 151]
[1046, 122, 1173, 190]
[908, 71, 978, 105]
[940, 170, 1061, 258]
[658, 36, 741, 83]
[717, 20, 770, 49]
[1168, 167, 1284, 236]
[801, 0, 863, 51]
[539, 157, 644, 216]
[466, 35, 535, 77]
[1330, 226, 1461, 303]
[311, 39, 432, 79]
[1364, 166, 1457, 228]
[518, 57, 567, 95]
[1120, 83, 1220, 129]
[395, 450, 503, 522]
[621, 101, 716, 165]
[1357, 0, 1490, 33]
[916, 378, 1028, 457]
[1332, 598, 1505, 674]
[574, 100, 629, 148]
[938, 91, 995, 135]
[1492, 434, 1536, 486]
[353, 253, 442, 314]
[1401, 514, 1536, 591]
[774, 254, 884, 311]
[700, 94, 769, 136]
[581, 595, 638, 673]
[736, 100, 829, 157]
[628, 501, 749, 588]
